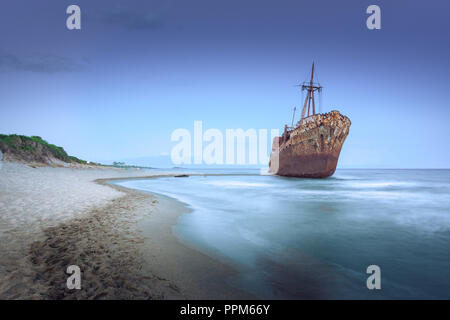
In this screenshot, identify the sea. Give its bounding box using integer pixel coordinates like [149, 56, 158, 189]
[115, 169, 450, 299]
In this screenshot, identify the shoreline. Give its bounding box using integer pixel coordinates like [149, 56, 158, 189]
[101, 177, 254, 299]
[0, 162, 253, 299]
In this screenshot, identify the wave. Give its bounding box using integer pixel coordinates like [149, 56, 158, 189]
[346, 181, 417, 188]
[206, 181, 272, 188]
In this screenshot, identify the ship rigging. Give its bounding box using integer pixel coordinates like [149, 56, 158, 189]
[299, 62, 322, 124]
[289, 63, 324, 130]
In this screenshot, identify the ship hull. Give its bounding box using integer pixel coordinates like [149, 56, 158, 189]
[269, 111, 351, 178]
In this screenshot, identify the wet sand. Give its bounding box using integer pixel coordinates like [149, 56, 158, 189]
[0, 162, 251, 299]
[133, 192, 252, 299]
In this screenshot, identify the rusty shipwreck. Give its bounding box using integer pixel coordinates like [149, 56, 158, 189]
[269, 64, 351, 178]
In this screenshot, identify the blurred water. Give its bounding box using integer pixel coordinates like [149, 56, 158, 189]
[116, 169, 450, 299]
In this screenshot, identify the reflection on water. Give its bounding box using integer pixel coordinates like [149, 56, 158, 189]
[117, 169, 450, 299]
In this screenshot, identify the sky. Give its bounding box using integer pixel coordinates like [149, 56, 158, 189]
[0, 0, 449, 168]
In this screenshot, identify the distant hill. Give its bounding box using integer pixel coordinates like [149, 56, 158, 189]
[0, 134, 88, 166]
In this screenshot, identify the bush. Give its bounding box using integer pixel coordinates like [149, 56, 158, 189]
[0, 134, 89, 164]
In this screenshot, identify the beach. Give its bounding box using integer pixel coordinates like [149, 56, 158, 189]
[2, 161, 449, 299]
[0, 162, 250, 299]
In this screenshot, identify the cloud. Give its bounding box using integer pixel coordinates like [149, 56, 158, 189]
[97, 7, 165, 30]
[0, 53, 81, 73]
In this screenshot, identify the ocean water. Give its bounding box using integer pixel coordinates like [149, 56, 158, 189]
[116, 169, 450, 299]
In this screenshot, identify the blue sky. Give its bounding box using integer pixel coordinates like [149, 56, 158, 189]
[0, 0, 449, 168]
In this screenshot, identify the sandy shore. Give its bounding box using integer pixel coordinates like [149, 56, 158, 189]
[0, 162, 251, 299]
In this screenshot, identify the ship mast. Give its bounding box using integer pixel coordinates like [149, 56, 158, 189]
[299, 63, 322, 125]
[291, 106, 296, 127]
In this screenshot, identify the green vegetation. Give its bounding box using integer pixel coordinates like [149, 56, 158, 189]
[0, 134, 88, 164]
[113, 161, 126, 167]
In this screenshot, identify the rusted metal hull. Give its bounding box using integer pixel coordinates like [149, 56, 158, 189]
[269, 111, 351, 178]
